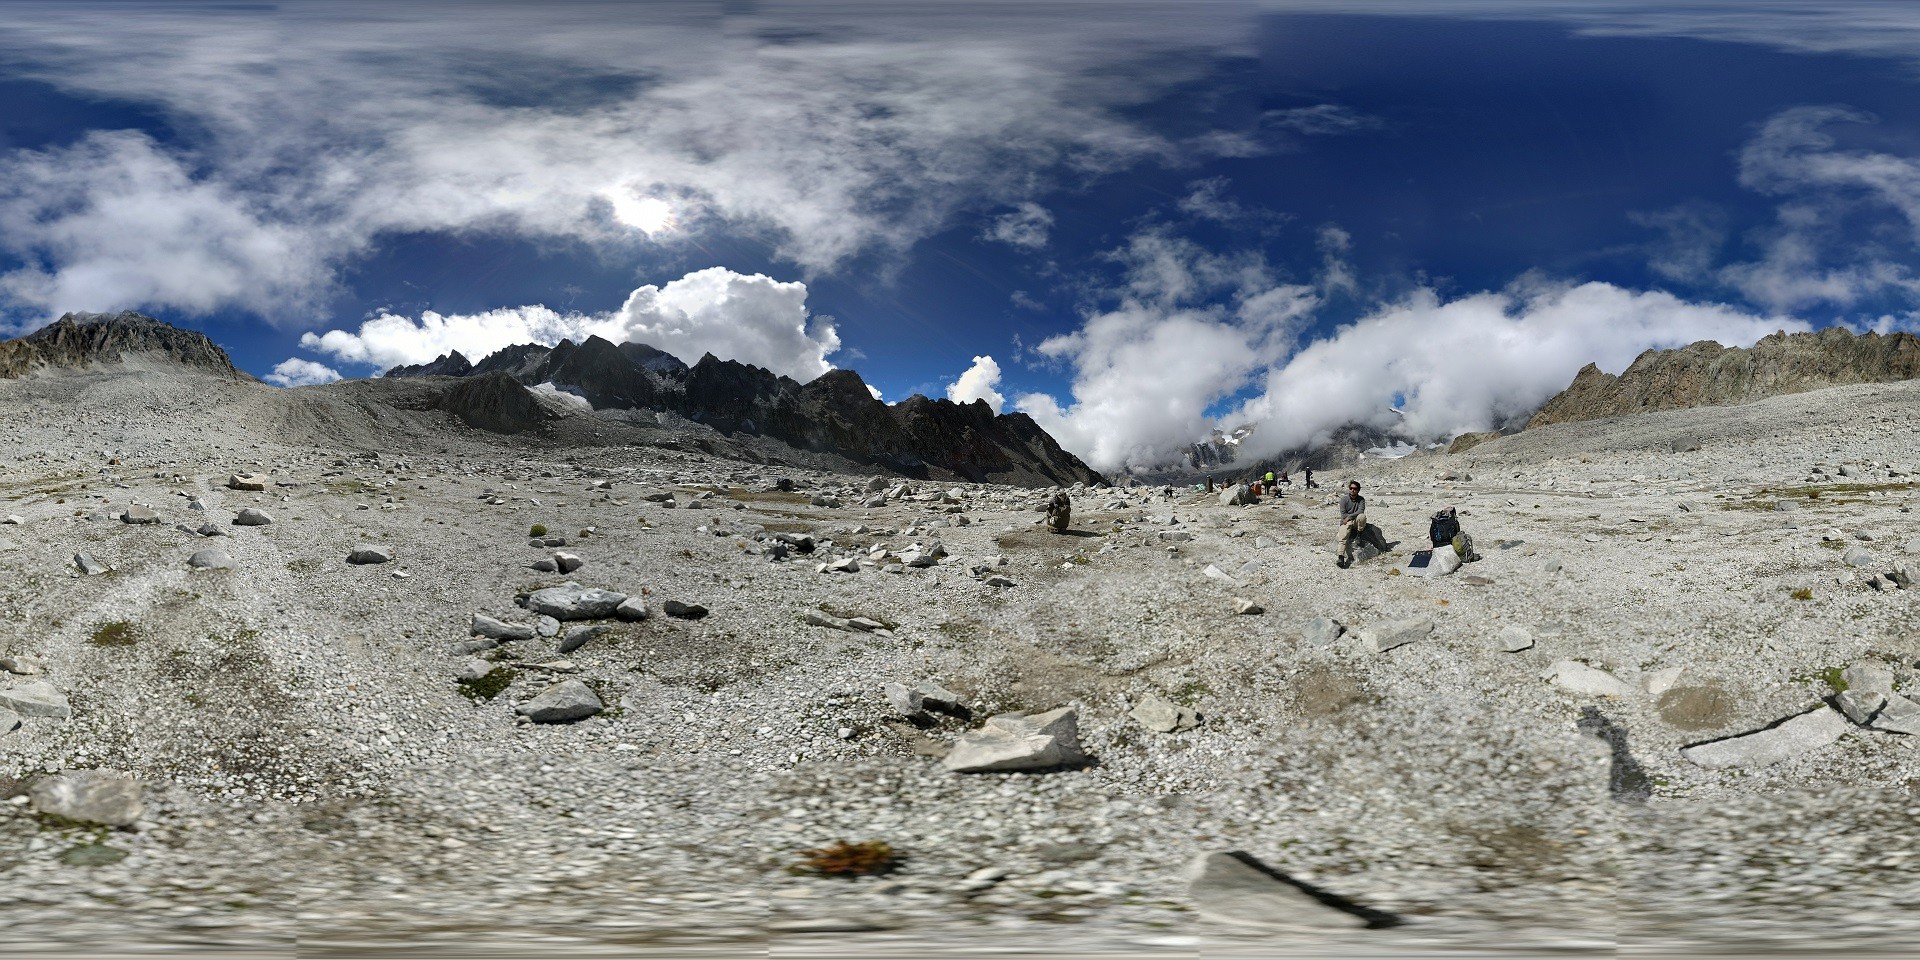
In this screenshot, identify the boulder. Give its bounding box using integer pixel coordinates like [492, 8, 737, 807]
[121, 506, 160, 525]
[885, 680, 965, 718]
[187, 549, 234, 570]
[1497, 625, 1535, 652]
[346, 544, 394, 565]
[1355, 618, 1431, 654]
[1302, 617, 1345, 647]
[557, 625, 608, 655]
[553, 551, 585, 574]
[28, 771, 144, 827]
[662, 600, 708, 619]
[1219, 484, 1254, 507]
[1835, 690, 1887, 726]
[516, 679, 603, 723]
[526, 583, 628, 620]
[227, 473, 267, 491]
[1680, 706, 1852, 769]
[1185, 852, 1370, 930]
[1233, 598, 1264, 616]
[943, 707, 1086, 773]
[0, 680, 71, 719]
[1870, 694, 1920, 735]
[1841, 660, 1894, 697]
[0, 655, 45, 676]
[1130, 693, 1199, 733]
[614, 597, 649, 621]
[232, 508, 272, 526]
[1842, 546, 1875, 568]
[1546, 661, 1635, 698]
[0, 707, 17, 736]
[471, 614, 534, 642]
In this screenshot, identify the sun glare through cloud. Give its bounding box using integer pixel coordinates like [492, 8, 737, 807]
[609, 193, 677, 235]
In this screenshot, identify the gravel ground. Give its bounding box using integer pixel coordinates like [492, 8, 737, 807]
[0, 369, 1915, 957]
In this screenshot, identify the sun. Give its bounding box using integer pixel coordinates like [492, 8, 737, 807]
[609, 194, 676, 235]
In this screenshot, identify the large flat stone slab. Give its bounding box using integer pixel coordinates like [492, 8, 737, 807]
[1185, 852, 1372, 930]
[1354, 618, 1430, 654]
[0, 680, 70, 719]
[943, 707, 1085, 773]
[1681, 706, 1851, 770]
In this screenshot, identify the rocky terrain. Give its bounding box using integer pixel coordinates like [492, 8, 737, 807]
[0, 322, 1917, 958]
[0, 312, 249, 381]
[1526, 326, 1920, 428]
[388, 334, 1102, 488]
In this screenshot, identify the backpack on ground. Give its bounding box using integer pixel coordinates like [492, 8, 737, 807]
[1429, 509, 1461, 548]
[1452, 531, 1480, 563]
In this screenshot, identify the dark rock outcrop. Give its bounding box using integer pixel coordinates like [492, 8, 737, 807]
[1527, 328, 1920, 429]
[0, 311, 249, 380]
[436, 373, 553, 434]
[384, 351, 473, 379]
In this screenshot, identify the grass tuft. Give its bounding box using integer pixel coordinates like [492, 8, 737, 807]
[88, 621, 137, 647]
[797, 840, 897, 877]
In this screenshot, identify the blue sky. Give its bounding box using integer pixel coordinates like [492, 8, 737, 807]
[4, 1, 1920, 470]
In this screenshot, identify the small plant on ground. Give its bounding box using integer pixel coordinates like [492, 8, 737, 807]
[88, 621, 136, 647]
[797, 840, 897, 877]
[529, 524, 548, 537]
[456, 666, 514, 701]
[1789, 587, 1814, 600]
[1820, 666, 1848, 693]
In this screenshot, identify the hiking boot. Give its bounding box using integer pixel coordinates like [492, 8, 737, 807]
[1336, 556, 1350, 569]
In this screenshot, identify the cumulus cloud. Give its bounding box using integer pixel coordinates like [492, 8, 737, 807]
[946, 355, 1006, 411]
[264, 357, 342, 387]
[866, 384, 884, 401]
[984, 203, 1054, 249]
[0, 2, 1288, 324]
[1014, 230, 1318, 471]
[1228, 280, 1808, 460]
[299, 267, 839, 381]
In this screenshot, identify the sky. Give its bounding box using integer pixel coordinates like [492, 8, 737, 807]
[4, 1, 1920, 472]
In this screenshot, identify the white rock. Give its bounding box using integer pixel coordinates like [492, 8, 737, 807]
[943, 707, 1085, 773]
[1497, 625, 1535, 653]
[1681, 706, 1852, 769]
[516, 679, 603, 724]
[28, 771, 144, 827]
[0, 680, 71, 718]
[1546, 661, 1635, 698]
[1355, 618, 1431, 654]
[1644, 666, 1687, 696]
[1130, 693, 1198, 733]
[1184, 852, 1369, 930]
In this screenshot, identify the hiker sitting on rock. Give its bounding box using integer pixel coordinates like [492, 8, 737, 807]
[1336, 480, 1390, 568]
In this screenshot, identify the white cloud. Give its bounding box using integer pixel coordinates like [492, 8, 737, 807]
[264, 357, 342, 387]
[1229, 280, 1809, 459]
[299, 267, 838, 381]
[946, 355, 1006, 412]
[1014, 229, 1318, 471]
[866, 384, 884, 401]
[0, 3, 1281, 324]
[984, 203, 1054, 249]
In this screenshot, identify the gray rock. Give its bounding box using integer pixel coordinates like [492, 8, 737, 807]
[1185, 852, 1370, 930]
[1219, 484, 1254, 507]
[1843, 545, 1874, 567]
[1891, 560, 1914, 589]
[1869, 694, 1920, 735]
[1131, 693, 1199, 733]
[1233, 597, 1264, 616]
[1835, 690, 1887, 726]
[227, 473, 267, 491]
[1775, 500, 1799, 512]
[1, 514, 21, 524]
[516, 679, 603, 723]
[28, 771, 144, 827]
[557, 625, 608, 654]
[187, 498, 206, 511]
[186, 548, 233, 570]
[0, 680, 71, 718]
[73, 552, 110, 576]
[526, 583, 627, 620]
[553, 551, 584, 574]
[535, 615, 561, 638]
[1680, 706, 1852, 769]
[1547, 661, 1635, 698]
[451, 638, 499, 656]
[455, 658, 495, 682]
[886, 680, 965, 718]
[943, 707, 1086, 773]
[615, 597, 649, 621]
[121, 505, 160, 524]
[232, 508, 272, 526]
[865, 476, 888, 493]
[1669, 437, 1702, 454]
[1497, 625, 1535, 652]
[1157, 531, 1194, 542]
[347, 544, 394, 565]
[0, 707, 17, 736]
[1355, 618, 1431, 654]
[471, 614, 534, 642]
[982, 575, 1016, 588]
[529, 557, 560, 572]
[811, 494, 841, 508]
[662, 600, 708, 619]
[0, 655, 45, 676]
[1841, 660, 1895, 697]
[196, 522, 224, 537]
[1303, 617, 1345, 647]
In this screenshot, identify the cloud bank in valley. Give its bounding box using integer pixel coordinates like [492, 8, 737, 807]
[300, 268, 839, 382]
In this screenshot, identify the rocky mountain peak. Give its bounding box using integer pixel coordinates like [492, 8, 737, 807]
[0, 311, 249, 380]
[1527, 327, 1920, 429]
